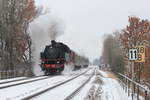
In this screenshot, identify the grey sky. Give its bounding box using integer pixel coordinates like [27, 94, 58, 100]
[35, 0, 150, 61]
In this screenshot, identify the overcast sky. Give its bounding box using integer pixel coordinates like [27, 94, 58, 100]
[35, 0, 150, 62]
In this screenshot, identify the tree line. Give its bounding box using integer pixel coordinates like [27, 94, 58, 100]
[0, 0, 41, 76]
[101, 16, 150, 87]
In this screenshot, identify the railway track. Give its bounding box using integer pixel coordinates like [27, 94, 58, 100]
[21, 68, 93, 100]
[0, 76, 52, 89]
[64, 69, 95, 100]
[0, 75, 45, 85]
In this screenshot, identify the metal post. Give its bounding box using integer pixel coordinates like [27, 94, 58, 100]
[137, 63, 141, 100]
[128, 81, 130, 96]
[145, 91, 147, 100]
[0, 71, 1, 79]
[127, 80, 129, 96]
[14, 70, 15, 78]
[125, 78, 127, 93]
[137, 85, 139, 100]
[132, 88, 134, 100]
[6, 70, 9, 79]
[123, 79, 124, 90]
[134, 83, 136, 94]
[5, 70, 6, 79]
[1, 71, 2, 79]
[131, 82, 134, 100]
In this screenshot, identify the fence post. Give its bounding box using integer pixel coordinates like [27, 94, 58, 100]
[10, 70, 12, 78]
[1, 71, 3, 79]
[134, 83, 136, 94]
[123, 80, 124, 90]
[145, 91, 147, 100]
[127, 80, 129, 96]
[13, 70, 16, 77]
[128, 81, 130, 96]
[0, 71, 1, 79]
[137, 85, 139, 100]
[4, 70, 6, 79]
[125, 78, 127, 93]
[132, 82, 134, 100]
[7, 70, 9, 78]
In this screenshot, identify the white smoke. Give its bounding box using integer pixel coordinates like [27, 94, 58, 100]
[48, 17, 65, 40]
[29, 15, 65, 76]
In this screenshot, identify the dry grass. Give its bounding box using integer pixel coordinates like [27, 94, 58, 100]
[105, 71, 118, 80]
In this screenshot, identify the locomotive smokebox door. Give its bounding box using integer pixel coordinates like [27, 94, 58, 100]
[40, 52, 45, 59]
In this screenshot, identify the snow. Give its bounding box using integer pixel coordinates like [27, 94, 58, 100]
[99, 70, 132, 100]
[0, 77, 26, 84]
[0, 76, 48, 87]
[73, 67, 133, 100]
[62, 64, 74, 73]
[0, 66, 134, 100]
[33, 68, 94, 100]
[72, 76, 96, 100]
[119, 73, 150, 93]
[0, 76, 72, 100]
[0, 67, 91, 100]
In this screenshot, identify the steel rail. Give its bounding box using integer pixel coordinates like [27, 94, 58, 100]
[64, 69, 95, 100]
[21, 68, 92, 100]
[0, 75, 46, 85]
[0, 76, 52, 89]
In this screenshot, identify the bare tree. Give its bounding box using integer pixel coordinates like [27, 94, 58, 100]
[0, 0, 41, 76]
[102, 33, 125, 73]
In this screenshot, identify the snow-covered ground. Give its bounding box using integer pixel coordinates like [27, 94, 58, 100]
[99, 70, 132, 100]
[73, 67, 133, 100]
[0, 66, 133, 100]
[0, 66, 92, 100]
[34, 68, 94, 100]
[0, 76, 48, 88]
[72, 75, 96, 100]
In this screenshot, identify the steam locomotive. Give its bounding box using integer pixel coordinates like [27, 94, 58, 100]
[40, 40, 71, 75]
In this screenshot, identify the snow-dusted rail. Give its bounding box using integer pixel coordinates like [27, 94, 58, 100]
[0, 76, 51, 89]
[0, 75, 45, 85]
[64, 69, 95, 100]
[21, 68, 92, 100]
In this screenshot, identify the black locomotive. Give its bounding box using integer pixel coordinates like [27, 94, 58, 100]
[40, 40, 70, 75]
